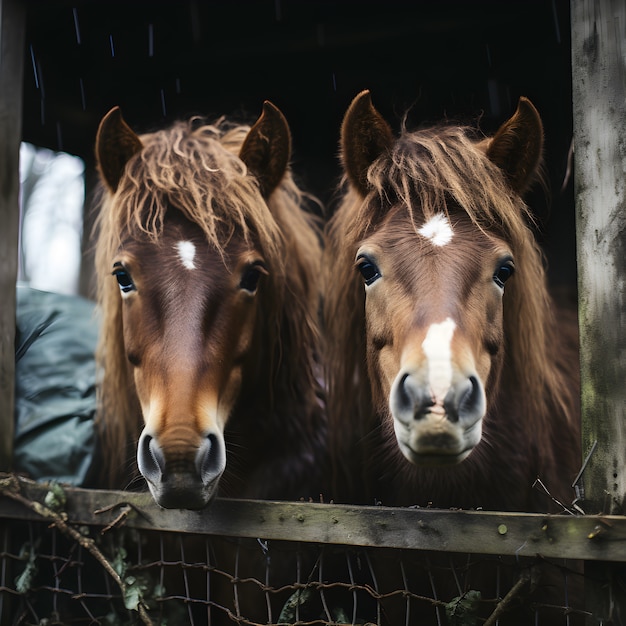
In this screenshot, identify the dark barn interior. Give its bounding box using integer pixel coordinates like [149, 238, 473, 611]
[21, 0, 577, 292]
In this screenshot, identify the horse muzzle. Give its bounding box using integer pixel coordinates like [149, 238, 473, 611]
[137, 429, 226, 509]
[389, 368, 486, 466]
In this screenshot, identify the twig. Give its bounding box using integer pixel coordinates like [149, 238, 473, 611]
[94, 501, 152, 534]
[483, 568, 532, 626]
[532, 477, 575, 515]
[0, 474, 153, 625]
[98, 503, 132, 534]
[570, 439, 598, 514]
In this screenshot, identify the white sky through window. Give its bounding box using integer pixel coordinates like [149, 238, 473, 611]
[19, 142, 85, 295]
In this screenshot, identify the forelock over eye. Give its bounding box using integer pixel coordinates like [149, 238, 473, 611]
[356, 254, 381, 286]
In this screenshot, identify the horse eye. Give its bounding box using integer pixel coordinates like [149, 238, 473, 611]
[494, 262, 514, 290]
[112, 266, 136, 294]
[356, 255, 381, 286]
[240, 262, 267, 293]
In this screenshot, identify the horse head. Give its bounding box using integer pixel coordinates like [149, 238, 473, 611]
[95, 102, 295, 508]
[337, 90, 544, 469]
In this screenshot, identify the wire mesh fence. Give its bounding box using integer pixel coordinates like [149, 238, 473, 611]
[0, 514, 589, 625]
[3, 473, 625, 625]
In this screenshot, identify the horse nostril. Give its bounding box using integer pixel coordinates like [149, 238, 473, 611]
[137, 432, 166, 484]
[392, 372, 433, 422]
[397, 372, 412, 409]
[458, 375, 485, 419]
[196, 433, 226, 485]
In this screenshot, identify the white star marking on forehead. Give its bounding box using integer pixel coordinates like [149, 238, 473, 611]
[176, 240, 196, 270]
[418, 213, 453, 246]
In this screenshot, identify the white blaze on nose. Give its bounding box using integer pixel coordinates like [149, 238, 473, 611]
[418, 213, 453, 246]
[176, 240, 196, 270]
[422, 317, 456, 405]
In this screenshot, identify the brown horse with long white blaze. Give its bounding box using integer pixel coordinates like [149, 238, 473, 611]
[94, 102, 326, 509]
[325, 90, 581, 513]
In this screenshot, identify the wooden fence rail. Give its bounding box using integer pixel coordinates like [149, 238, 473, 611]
[1, 475, 625, 563]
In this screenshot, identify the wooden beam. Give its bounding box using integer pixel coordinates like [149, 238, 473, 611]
[0, 0, 25, 471]
[1, 478, 626, 563]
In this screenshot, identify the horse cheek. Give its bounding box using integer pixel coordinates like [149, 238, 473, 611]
[474, 349, 494, 396]
[119, 302, 161, 426]
[133, 370, 162, 432]
[364, 291, 400, 407]
[213, 299, 258, 423]
[372, 344, 401, 414]
[480, 296, 506, 388]
[214, 367, 242, 432]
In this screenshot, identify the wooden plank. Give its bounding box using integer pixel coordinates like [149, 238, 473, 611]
[0, 0, 25, 471]
[571, 0, 626, 516]
[571, 2, 626, 621]
[1, 478, 625, 562]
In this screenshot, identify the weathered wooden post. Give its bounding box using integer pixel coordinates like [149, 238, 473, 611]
[0, 0, 25, 471]
[571, 0, 626, 516]
[571, 0, 626, 621]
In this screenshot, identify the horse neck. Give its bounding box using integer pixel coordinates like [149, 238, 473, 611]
[322, 217, 373, 501]
[223, 194, 327, 500]
[232, 278, 324, 432]
[221, 319, 326, 500]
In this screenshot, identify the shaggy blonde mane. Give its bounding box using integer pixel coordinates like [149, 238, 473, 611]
[94, 116, 323, 487]
[325, 122, 578, 500]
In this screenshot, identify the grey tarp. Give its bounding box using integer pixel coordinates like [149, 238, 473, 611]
[14, 284, 100, 486]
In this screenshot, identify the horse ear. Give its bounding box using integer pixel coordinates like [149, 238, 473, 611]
[486, 97, 544, 195]
[96, 106, 143, 193]
[341, 90, 394, 196]
[239, 101, 291, 198]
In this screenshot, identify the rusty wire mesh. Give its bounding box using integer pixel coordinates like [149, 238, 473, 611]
[0, 515, 588, 626]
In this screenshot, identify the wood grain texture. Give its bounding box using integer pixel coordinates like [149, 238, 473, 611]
[1, 477, 624, 562]
[572, 0, 626, 516]
[0, 0, 25, 471]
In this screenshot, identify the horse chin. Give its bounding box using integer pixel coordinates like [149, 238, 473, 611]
[146, 474, 221, 510]
[393, 417, 481, 468]
[397, 442, 474, 467]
